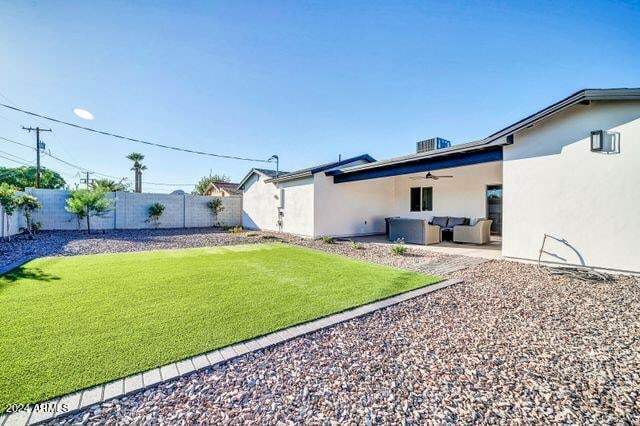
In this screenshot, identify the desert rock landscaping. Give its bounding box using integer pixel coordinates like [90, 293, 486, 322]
[49, 258, 640, 424]
[1, 229, 638, 424]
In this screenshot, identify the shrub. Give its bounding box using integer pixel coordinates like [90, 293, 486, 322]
[146, 203, 165, 229]
[207, 198, 224, 226]
[321, 236, 335, 244]
[15, 194, 42, 238]
[65, 189, 114, 234]
[228, 226, 243, 234]
[350, 240, 364, 250]
[391, 238, 406, 255]
[0, 183, 18, 241]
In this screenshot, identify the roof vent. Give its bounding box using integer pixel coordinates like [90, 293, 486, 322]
[417, 138, 451, 153]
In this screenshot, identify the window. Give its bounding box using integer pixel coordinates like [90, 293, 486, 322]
[410, 187, 421, 211]
[422, 187, 433, 211]
[410, 187, 432, 212]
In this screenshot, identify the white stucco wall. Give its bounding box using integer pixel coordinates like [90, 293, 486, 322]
[279, 177, 315, 236]
[502, 100, 640, 272]
[391, 161, 502, 221]
[241, 173, 279, 232]
[314, 173, 396, 238]
[241, 159, 375, 238]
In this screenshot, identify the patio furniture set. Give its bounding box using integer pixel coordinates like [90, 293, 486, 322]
[386, 216, 493, 245]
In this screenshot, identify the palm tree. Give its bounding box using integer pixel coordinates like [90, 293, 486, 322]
[126, 152, 147, 193]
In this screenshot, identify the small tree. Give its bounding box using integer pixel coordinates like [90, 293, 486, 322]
[145, 203, 165, 229]
[0, 183, 18, 241]
[65, 189, 114, 234]
[207, 198, 224, 226]
[15, 194, 42, 238]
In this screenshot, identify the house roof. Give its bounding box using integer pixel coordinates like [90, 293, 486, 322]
[253, 168, 283, 178]
[206, 181, 242, 196]
[264, 154, 376, 183]
[238, 168, 290, 189]
[327, 88, 640, 179]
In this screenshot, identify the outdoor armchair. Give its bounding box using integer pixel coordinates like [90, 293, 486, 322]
[453, 219, 493, 244]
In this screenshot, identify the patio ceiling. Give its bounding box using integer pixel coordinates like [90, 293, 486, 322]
[327, 145, 502, 183]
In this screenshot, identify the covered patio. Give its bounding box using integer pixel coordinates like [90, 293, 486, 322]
[321, 141, 506, 255]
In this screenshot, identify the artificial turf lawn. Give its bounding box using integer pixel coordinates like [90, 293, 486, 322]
[0, 243, 440, 409]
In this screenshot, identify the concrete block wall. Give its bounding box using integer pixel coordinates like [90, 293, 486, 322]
[29, 189, 116, 230]
[24, 188, 241, 231]
[0, 204, 23, 238]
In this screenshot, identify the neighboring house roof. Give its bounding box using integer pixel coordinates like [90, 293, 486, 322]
[205, 181, 242, 196]
[327, 88, 640, 179]
[238, 168, 290, 190]
[264, 154, 376, 183]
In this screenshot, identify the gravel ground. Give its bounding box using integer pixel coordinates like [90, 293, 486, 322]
[41, 244, 639, 423]
[0, 228, 447, 271]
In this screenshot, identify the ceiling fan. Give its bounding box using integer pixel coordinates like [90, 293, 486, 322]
[409, 171, 453, 180]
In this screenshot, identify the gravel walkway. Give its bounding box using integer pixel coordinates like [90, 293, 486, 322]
[46, 258, 639, 424]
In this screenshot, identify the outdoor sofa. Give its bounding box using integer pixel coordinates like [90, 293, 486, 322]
[386, 217, 441, 245]
[429, 216, 470, 241]
[452, 219, 493, 244]
[386, 216, 493, 246]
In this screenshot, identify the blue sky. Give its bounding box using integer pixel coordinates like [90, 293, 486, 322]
[1, 1, 638, 192]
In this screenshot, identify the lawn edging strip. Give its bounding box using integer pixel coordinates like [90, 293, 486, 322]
[3, 278, 462, 426]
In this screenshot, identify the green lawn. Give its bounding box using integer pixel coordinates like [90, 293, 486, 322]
[0, 243, 440, 409]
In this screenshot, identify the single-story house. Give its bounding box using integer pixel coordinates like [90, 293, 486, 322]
[204, 181, 242, 197]
[239, 88, 640, 273]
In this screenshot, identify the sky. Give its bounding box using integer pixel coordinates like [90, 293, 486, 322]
[0, 0, 638, 193]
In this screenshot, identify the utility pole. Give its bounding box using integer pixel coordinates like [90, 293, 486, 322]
[22, 126, 51, 188]
[80, 171, 95, 189]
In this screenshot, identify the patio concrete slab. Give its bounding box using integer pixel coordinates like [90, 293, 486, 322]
[353, 235, 503, 261]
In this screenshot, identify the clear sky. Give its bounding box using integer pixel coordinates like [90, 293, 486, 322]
[1, 1, 638, 192]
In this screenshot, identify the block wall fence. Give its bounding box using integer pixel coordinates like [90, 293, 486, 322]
[0, 188, 242, 237]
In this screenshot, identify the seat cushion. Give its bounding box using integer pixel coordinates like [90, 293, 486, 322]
[447, 216, 468, 227]
[431, 216, 448, 228]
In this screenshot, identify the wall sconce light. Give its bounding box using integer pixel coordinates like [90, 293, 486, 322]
[591, 130, 604, 151]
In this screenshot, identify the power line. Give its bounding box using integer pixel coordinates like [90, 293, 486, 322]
[0, 134, 116, 176]
[0, 135, 32, 149]
[0, 149, 34, 164]
[0, 133, 194, 187]
[0, 102, 272, 163]
[0, 153, 31, 166]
